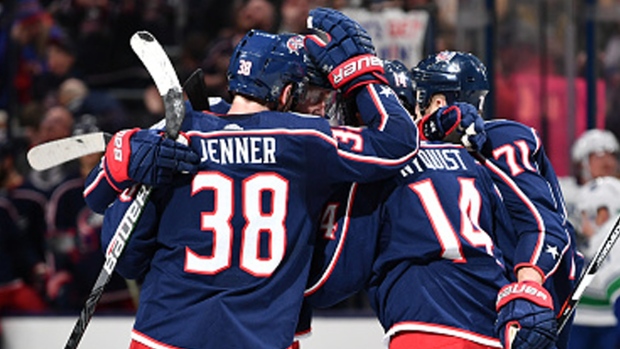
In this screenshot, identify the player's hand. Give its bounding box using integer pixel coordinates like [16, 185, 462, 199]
[104, 128, 199, 190]
[495, 281, 557, 349]
[304, 7, 387, 96]
[418, 102, 486, 152]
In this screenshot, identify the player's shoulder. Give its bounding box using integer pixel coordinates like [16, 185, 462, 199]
[484, 119, 540, 149]
[258, 110, 333, 134]
[485, 119, 536, 136]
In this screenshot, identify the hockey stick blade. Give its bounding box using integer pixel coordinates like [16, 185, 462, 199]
[64, 31, 185, 349]
[27, 132, 111, 171]
[28, 68, 204, 170]
[557, 214, 620, 333]
[130, 31, 184, 140]
[183, 68, 211, 111]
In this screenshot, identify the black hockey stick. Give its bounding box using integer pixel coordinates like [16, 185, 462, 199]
[183, 68, 210, 111]
[557, 214, 620, 333]
[63, 31, 185, 349]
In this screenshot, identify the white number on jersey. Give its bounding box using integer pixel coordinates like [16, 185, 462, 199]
[409, 178, 494, 262]
[185, 171, 288, 277]
[492, 140, 536, 176]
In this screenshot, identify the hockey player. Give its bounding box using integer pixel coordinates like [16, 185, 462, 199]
[569, 176, 620, 349]
[305, 139, 514, 349]
[302, 60, 509, 349]
[97, 8, 419, 349]
[562, 129, 620, 244]
[411, 51, 583, 349]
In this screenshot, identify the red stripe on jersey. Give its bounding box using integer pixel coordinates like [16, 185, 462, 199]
[305, 183, 358, 296]
[390, 331, 499, 349]
[131, 330, 181, 349]
[482, 160, 548, 272]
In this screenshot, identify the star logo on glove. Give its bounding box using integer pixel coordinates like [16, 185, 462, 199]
[379, 85, 394, 98]
[545, 244, 559, 260]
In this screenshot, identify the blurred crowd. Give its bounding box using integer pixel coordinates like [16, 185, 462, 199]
[0, 0, 383, 317]
[1, 0, 620, 334]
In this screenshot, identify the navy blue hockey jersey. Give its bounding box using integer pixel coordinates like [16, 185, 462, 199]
[100, 84, 419, 349]
[479, 119, 584, 348]
[304, 142, 511, 347]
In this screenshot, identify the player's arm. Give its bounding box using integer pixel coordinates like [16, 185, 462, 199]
[305, 181, 387, 308]
[417, 102, 487, 152]
[304, 8, 419, 160]
[100, 186, 160, 280]
[477, 169, 558, 349]
[83, 107, 200, 214]
[482, 123, 569, 282]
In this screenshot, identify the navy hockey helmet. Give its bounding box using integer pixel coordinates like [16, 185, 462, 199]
[227, 30, 308, 108]
[411, 51, 489, 114]
[383, 59, 415, 114]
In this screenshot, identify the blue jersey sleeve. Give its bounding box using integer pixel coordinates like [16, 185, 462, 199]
[305, 181, 387, 308]
[481, 120, 572, 280]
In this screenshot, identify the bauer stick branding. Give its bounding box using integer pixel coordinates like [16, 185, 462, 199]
[63, 31, 184, 349]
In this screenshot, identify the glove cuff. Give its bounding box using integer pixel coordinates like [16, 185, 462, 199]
[328, 54, 386, 93]
[104, 128, 140, 191]
[496, 281, 554, 311]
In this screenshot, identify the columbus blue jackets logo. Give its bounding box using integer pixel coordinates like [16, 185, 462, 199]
[287, 36, 305, 55]
[435, 51, 456, 63]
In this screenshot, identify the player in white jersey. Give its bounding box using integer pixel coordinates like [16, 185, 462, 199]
[570, 176, 620, 349]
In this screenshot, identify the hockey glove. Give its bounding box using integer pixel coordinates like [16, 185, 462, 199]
[304, 7, 387, 96]
[418, 102, 487, 152]
[495, 281, 557, 349]
[103, 128, 199, 191]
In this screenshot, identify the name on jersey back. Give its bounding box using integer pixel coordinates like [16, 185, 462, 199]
[199, 137, 276, 164]
[400, 148, 467, 177]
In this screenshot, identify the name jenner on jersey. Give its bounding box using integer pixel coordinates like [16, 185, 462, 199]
[199, 136, 277, 165]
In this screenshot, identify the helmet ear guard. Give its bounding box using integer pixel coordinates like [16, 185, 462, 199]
[227, 30, 308, 111]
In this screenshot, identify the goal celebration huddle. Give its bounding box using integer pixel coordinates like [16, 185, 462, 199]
[37, 6, 593, 349]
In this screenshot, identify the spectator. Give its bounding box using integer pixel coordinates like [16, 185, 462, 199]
[44, 118, 136, 312]
[0, 141, 48, 315]
[34, 26, 80, 103]
[27, 105, 78, 196]
[570, 176, 620, 349]
[57, 77, 129, 133]
[9, 0, 56, 104]
[201, 0, 277, 100]
[278, 0, 311, 34]
[1, 140, 48, 295]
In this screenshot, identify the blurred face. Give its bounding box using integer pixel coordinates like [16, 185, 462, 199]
[38, 106, 74, 144]
[295, 86, 332, 116]
[589, 152, 620, 179]
[47, 45, 75, 77]
[236, 0, 276, 32]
